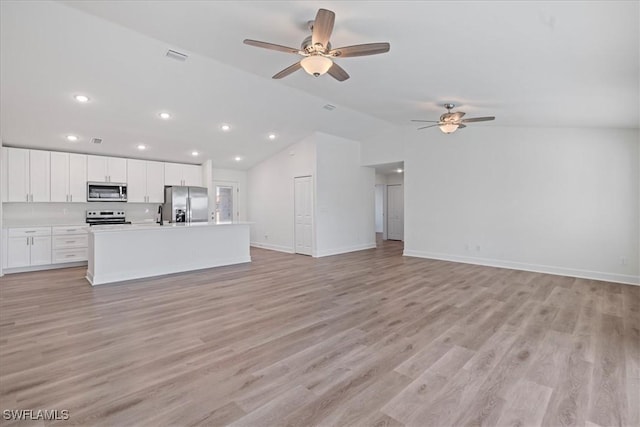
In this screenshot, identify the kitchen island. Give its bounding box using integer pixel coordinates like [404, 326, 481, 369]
[86, 222, 251, 285]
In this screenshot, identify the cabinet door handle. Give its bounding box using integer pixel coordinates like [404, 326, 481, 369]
[26, 194, 29, 202]
[70, 194, 73, 202]
[30, 237, 34, 245]
[26, 237, 29, 246]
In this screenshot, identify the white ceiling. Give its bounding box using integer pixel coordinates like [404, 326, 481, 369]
[1, 1, 638, 169]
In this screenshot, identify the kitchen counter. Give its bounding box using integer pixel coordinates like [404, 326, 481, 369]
[86, 222, 251, 285]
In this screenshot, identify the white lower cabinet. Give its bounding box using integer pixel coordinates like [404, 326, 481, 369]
[3, 226, 88, 270]
[52, 226, 88, 264]
[7, 227, 52, 268]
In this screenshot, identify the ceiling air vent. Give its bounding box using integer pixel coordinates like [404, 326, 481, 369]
[323, 104, 336, 111]
[91, 137, 103, 144]
[165, 49, 188, 62]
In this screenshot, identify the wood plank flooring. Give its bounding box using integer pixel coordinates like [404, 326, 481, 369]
[0, 239, 638, 426]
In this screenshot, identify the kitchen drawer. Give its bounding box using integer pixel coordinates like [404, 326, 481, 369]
[53, 248, 87, 264]
[53, 234, 88, 249]
[52, 226, 88, 236]
[8, 227, 51, 237]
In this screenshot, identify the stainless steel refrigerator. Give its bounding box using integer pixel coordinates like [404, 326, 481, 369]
[163, 186, 208, 223]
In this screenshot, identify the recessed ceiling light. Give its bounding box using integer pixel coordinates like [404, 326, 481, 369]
[74, 94, 89, 103]
[234, 156, 242, 162]
[191, 151, 199, 156]
[159, 112, 171, 120]
[137, 144, 147, 150]
[396, 168, 404, 173]
[220, 124, 231, 132]
[66, 135, 79, 142]
[268, 133, 276, 140]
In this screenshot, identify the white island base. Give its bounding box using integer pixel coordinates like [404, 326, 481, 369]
[86, 223, 251, 285]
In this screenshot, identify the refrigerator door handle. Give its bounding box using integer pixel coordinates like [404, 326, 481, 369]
[186, 197, 191, 223]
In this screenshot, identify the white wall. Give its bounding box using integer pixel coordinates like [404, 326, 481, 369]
[315, 133, 376, 257]
[248, 136, 316, 253]
[398, 126, 639, 285]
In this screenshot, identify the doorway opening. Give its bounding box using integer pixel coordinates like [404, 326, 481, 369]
[372, 162, 404, 243]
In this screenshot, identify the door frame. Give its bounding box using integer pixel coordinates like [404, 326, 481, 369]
[386, 184, 404, 241]
[293, 175, 314, 256]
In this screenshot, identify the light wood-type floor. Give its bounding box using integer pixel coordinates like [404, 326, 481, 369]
[1, 239, 638, 426]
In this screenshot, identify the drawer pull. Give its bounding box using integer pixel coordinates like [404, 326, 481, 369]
[66, 229, 77, 232]
[65, 254, 76, 258]
[25, 231, 36, 233]
[65, 240, 76, 244]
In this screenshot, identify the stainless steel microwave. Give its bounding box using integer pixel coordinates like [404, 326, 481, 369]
[87, 182, 128, 202]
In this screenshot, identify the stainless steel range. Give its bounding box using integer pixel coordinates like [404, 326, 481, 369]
[86, 210, 131, 226]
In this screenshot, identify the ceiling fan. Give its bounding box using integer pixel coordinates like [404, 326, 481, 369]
[243, 8, 390, 81]
[412, 104, 495, 134]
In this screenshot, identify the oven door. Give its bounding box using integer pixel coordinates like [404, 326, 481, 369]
[87, 182, 128, 202]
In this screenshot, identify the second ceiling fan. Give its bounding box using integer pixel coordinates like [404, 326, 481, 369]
[412, 104, 495, 134]
[243, 8, 390, 81]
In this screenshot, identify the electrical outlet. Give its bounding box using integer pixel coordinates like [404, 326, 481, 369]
[264, 234, 269, 240]
[465, 243, 470, 251]
[476, 245, 481, 252]
[620, 257, 627, 265]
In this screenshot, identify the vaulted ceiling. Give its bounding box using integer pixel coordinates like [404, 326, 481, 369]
[1, 1, 638, 169]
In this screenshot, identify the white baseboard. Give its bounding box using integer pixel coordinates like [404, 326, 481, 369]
[316, 243, 377, 258]
[3, 261, 87, 275]
[250, 242, 295, 254]
[402, 250, 640, 286]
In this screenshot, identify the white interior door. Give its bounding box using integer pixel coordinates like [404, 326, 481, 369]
[213, 181, 237, 224]
[387, 184, 404, 241]
[294, 176, 313, 256]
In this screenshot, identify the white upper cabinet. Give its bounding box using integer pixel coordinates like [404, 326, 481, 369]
[182, 164, 202, 187]
[87, 155, 127, 183]
[164, 162, 184, 186]
[146, 161, 165, 203]
[108, 157, 127, 183]
[164, 162, 202, 187]
[126, 159, 147, 203]
[69, 153, 87, 202]
[51, 152, 87, 203]
[4, 147, 50, 202]
[6, 147, 29, 202]
[29, 150, 50, 202]
[50, 152, 69, 202]
[126, 159, 165, 203]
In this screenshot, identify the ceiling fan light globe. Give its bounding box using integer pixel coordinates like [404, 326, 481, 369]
[301, 55, 333, 77]
[439, 123, 459, 134]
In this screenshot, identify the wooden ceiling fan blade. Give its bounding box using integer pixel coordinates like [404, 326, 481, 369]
[329, 43, 390, 58]
[311, 9, 335, 49]
[461, 116, 495, 123]
[327, 62, 349, 81]
[417, 124, 440, 130]
[243, 39, 300, 54]
[272, 61, 302, 79]
[458, 124, 467, 129]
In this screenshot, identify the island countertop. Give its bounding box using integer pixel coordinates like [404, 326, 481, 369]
[86, 222, 251, 285]
[89, 221, 253, 233]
